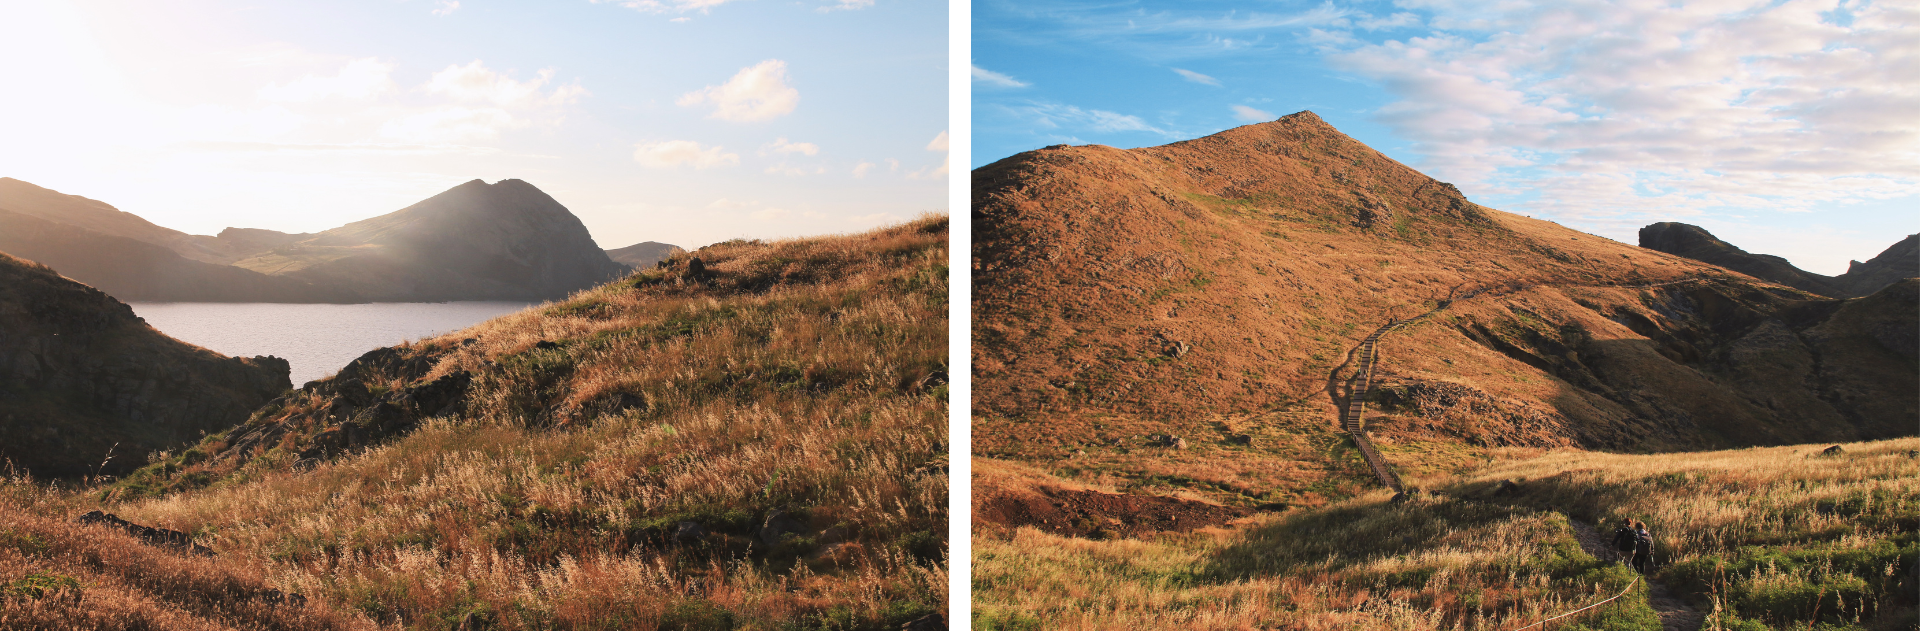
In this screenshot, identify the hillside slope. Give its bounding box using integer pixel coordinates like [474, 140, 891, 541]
[0, 178, 234, 264]
[230, 179, 629, 302]
[26, 217, 949, 629]
[605, 240, 683, 269]
[0, 208, 361, 302]
[975, 437, 1919, 631]
[0, 252, 291, 477]
[972, 111, 1917, 506]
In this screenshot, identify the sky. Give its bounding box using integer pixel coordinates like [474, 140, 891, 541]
[973, 0, 1918, 276]
[0, 0, 947, 251]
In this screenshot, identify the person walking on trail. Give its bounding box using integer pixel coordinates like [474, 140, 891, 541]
[1631, 520, 1655, 574]
[1610, 518, 1637, 565]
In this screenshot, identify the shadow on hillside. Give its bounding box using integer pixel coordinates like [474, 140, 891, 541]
[1198, 494, 1558, 582]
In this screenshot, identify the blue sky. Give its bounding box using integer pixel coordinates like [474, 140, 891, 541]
[973, 0, 1918, 276]
[0, 0, 946, 251]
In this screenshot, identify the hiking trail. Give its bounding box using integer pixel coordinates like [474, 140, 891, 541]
[1568, 519, 1704, 631]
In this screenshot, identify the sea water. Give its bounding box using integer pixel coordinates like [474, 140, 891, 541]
[128, 302, 535, 384]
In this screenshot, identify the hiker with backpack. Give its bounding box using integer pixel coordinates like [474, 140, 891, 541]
[1610, 518, 1637, 565]
[1630, 520, 1655, 573]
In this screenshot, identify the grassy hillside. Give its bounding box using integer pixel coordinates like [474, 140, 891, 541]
[972, 112, 1915, 514]
[1, 216, 948, 630]
[974, 437, 1919, 630]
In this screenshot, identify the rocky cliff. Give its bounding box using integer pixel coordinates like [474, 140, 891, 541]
[0, 252, 291, 476]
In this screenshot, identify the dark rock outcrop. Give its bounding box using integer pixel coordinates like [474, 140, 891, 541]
[1835, 233, 1918, 298]
[0, 252, 290, 476]
[217, 346, 474, 467]
[1638, 222, 1847, 297]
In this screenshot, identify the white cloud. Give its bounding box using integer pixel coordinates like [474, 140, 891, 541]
[1320, 0, 1920, 226]
[972, 65, 1030, 88]
[425, 61, 586, 108]
[432, 0, 460, 16]
[379, 107, 518, 143]
[1230, 104, 1274, 122]
[677, 59, 799, 122]
[914, 130, 950, 179]
[760, 137, 820, 156]
[595, 0, 738, 14]
[257, 58, 394, 102]
[633, 140, 739, 168]
[817, 0, 874, 12]
[852, 161, 875, 178]
[1173, 68, 1220, 86]
[765, 163, 809, 176]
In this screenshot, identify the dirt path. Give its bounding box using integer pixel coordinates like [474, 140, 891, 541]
[1567, 518, 1703, 631]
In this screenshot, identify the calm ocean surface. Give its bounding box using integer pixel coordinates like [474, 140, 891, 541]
[128, 302, 535, 384]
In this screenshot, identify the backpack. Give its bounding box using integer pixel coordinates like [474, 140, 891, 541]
[1633, 530, 1653, 554]
[1612, 528, 1636, 552]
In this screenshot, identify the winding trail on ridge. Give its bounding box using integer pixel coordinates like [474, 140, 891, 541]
[1323, 276, 1718, 629]
[1325, 276, 1717, 493]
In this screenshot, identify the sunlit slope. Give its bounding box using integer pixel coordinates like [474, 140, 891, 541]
[7, 217, 949, 630]
[973, 438, 1919, 631]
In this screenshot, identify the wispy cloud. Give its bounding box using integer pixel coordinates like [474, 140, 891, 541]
[593, 0, 738, 15]
[424, 61, 586, 108]
[972, 64, 1030, 88]
[1229, 104, 1272, 122]
[633, 140, 739, 168]
[1000, 100, 1176, 137]
[816, 0, 874, 12]
[1172, 68, 1219, 86]
[432, 1, 460, 16]
[759, 137, 820, 156]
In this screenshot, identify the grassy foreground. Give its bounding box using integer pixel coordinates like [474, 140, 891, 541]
[2, 216, 949, 630]
[974, 437, 1918, 630]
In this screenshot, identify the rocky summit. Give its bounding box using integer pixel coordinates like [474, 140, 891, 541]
[972, 111, 1917, 470]
[0, 251, 290, 476]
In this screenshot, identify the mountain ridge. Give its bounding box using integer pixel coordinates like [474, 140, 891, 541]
[0, 178, 636, 302]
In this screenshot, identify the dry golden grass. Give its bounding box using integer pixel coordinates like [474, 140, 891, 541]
[2, 216, 948, 630]
[974, 436, 1919, 631]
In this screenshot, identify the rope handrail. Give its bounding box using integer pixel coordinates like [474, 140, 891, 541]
[1510, 575, 1641, 631]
